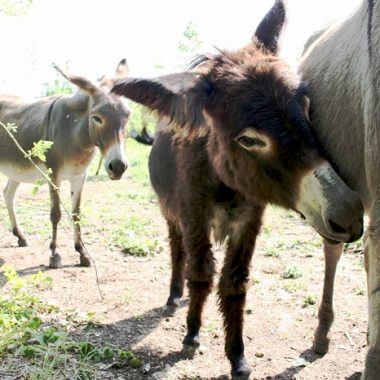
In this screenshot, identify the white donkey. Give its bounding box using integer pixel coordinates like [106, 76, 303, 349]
[0, 60, 130, 268]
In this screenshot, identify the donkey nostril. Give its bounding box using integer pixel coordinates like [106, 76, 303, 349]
[328, 219, 347, 234]
[108, 160, 127, 176]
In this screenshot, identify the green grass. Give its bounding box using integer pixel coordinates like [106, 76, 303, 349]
[282, 279, 306, 293]
[0, 267, 142, 379]
[263, 245, 282, 258]
[282, 265, 303, 280]
[302, 294, 317, 308]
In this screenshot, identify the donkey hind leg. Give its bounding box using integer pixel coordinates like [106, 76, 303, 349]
[3, 180, 28, 247]
[182, 229, 215, 349]
[313, 240, 344, 354]
[218, 207, 263, 380]
[49, 180, 62, 268]
[70, 175, 91, 267]
[166, 220, 186, 313]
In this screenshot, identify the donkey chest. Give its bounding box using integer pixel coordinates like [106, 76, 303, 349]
[210, 200, 255, 244]
[51, 148, 95, 180]
[58, 157, 93, 180]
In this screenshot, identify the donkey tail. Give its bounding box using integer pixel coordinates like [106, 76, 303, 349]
[130, 125, 154, 145]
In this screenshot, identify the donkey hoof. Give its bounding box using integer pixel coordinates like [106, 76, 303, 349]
[231, 358, 252, 380]
[183, 334, 200, 356]
[164, 304, 177, 317]
[165, 297, 181, 316]
[183, 333, 200, 347]
[49, 254, 62, 269]
[18, 238, 28, 247]
[79, 255, 91, 267]
[166, 296, 181, 307]
[313, 335, 330, 355]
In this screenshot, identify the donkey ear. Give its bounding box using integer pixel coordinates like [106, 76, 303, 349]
[252, 0, 286, 55]
[67, 76, 99, 96]
[115, 58, 129, 78]
[52, 63, 99, 96]
[112, 72, 213, 134]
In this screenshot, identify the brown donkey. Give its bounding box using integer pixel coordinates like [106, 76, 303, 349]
[0, 60, 130, 268]
[112, 5, 363, 380]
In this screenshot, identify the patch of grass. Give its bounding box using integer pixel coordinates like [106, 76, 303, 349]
[263, 246, 281, 258]
[205, 319, 220, 336]
[262, 225, 273, 236]
[0, 267, 142, 378]
[0, 266, 53, 355]
[282, 280, 306, 293]
[118, 289, 132, 306]
[282, 266, 303, 280]
[111, 215, 164, 256]
[302, 294, 317, 308]
[286, 238, 322, 252]
[354, 288, 365, 296]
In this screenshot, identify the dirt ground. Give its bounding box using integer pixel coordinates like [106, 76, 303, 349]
[0, 172, 368, 380]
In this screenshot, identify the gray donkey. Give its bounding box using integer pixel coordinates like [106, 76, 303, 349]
[0, 60, 130, 268]
[258, 0, 380, 378]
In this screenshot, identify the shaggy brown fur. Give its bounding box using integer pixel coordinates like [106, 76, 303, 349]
[111, 2, 363, 378]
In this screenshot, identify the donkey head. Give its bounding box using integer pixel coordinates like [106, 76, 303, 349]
[111, 2, 363, 243]
[58, 59, 130, 180]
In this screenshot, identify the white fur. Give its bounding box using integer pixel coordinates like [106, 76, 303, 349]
[0, 163, 47, 183]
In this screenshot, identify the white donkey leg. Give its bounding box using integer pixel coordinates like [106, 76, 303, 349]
[363, 210, 380, 379]
[313, 240, 344, 354]
[3, 179, 28, 247]
[70, 174, 91, 267]
[48, 180, 62, 268]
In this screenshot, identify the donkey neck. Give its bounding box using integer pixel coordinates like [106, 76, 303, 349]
[65, 90, 90, 112]
[48, 91, 95, 159]
[62, 91, 93, 147]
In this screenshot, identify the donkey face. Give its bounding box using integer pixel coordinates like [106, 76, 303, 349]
[88, 92, 130, 180]
[111, 6, 363, 243]
[201, 50, 363, 242]
[64, 59, 130, 180]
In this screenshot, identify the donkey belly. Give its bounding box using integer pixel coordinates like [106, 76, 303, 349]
[148, 131, 178, 205]
[0, 162, 47, 183]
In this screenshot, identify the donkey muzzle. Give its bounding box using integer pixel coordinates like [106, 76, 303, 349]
[296, 162, 364, 243]
[106, 158, 127, 180]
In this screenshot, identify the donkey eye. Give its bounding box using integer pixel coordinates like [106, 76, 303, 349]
[92, 115, 103, 125]
[237, 135, 266, 149]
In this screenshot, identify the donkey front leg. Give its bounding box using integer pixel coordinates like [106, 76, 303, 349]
[3, 179, 28, 247]
[218, 208, 263, 380]
[182, 226, 215, 348]
[49, 180, 62, 268]
[70, 175, 91, 267]
[313, 240, 344, 354]
[363, 216, 380, 379]
[166, 220, 186, 311]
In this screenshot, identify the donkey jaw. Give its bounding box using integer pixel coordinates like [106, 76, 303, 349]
[296, 162, 364, 243]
